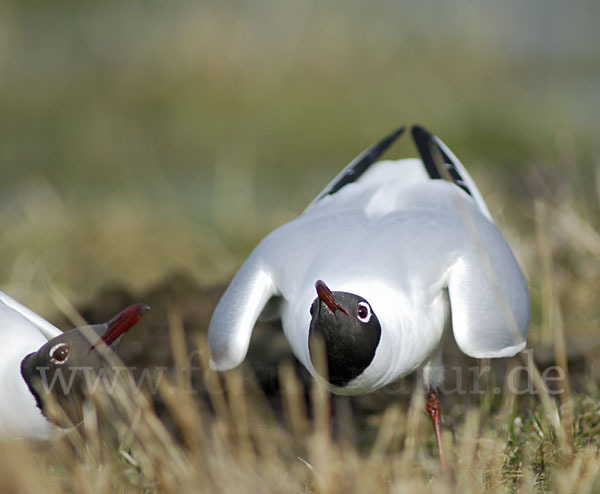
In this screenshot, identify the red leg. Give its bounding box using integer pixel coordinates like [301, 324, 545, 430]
[329, 393, 335, 428]
[425, 388, 448, 469]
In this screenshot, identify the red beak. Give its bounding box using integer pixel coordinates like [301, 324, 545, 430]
[89, 304, 150, 351]
[315, 280, 347, 315]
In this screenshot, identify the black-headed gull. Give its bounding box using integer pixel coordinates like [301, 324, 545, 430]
[208, 125, 529, 465]
[0, 290, 149, 439]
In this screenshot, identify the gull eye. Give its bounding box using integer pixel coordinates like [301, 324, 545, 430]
[356, 302, 372, 323]
[49, 343, 70, 364]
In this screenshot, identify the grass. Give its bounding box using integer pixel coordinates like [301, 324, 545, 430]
[0, 1, 599, 492]
[2, 339, 600, 492]
[0, 148, 597, 493]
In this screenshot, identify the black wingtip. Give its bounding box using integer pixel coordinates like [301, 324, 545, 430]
[411, 124, 430, 134]
[389, 126, 407, 141]
[323, 126, 406, 197]
[411, 124, 473, 197]
[381, 126, 406, 150]
[410, 124, 431, 139]
[411, 124, 442, 179]
[358, 126, 406, 168]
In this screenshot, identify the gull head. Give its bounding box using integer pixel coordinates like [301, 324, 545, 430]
[308, 280, 381, 387]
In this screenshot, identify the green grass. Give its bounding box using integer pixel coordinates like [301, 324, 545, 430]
[0, 1, 599, 492]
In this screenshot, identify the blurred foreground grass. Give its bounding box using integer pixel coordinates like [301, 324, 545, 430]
[2, 338, 600, 493]
[0, 1, 599, 492]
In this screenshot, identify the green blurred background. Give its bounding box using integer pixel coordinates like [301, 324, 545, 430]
[0, 0, 598, 321]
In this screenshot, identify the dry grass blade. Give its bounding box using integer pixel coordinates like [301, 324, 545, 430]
[0, 3, 599, 491]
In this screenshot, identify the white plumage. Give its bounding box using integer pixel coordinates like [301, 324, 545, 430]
[0, 290, 149, 440]
[0, 292, 62, 439]
[208, 126, 529, 397]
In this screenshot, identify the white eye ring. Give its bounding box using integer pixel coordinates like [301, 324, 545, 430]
[356, 302, 372, 323]
[49, 343, 70, 365]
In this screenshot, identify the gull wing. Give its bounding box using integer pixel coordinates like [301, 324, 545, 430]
[208, 251, 280, 371]
[309, 127, 405, 206]
[410, 125, 528, 355]
[446, 212, 529, 358]
[0, 291, 62, 341]
[411, 125, 492, 221]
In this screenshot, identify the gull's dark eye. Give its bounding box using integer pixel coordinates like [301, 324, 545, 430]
[356, 302, 371, 323]
[49, 343, 70, 364]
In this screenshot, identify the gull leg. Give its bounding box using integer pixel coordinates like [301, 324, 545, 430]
[425, 388, 447, 469]
[329, 393, 335, 428]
